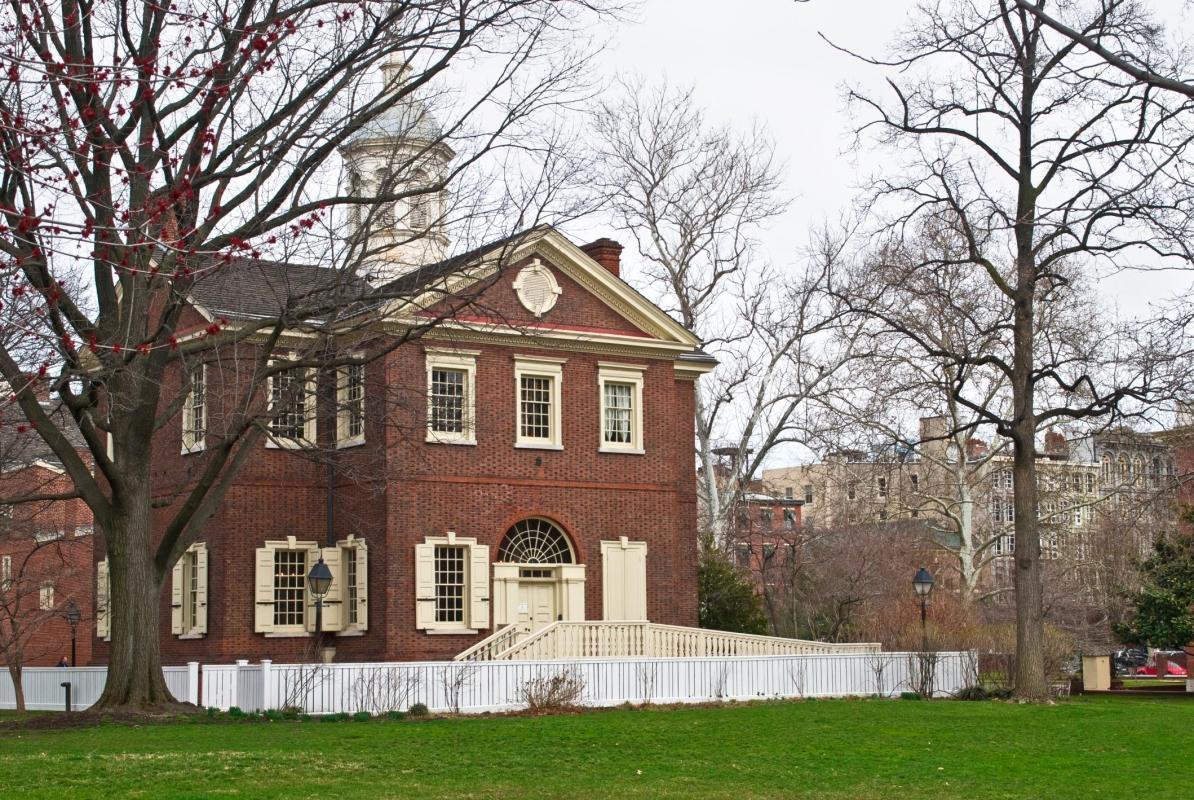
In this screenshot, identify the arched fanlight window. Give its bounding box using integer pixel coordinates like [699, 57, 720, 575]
[497, 518, 573, 564]
[1101, 455, 1111, 479]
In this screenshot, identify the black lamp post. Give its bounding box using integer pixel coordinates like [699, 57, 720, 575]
[307, 557, 333, 658]
[912, 567, 934, 652]
[63, 601, 81, 667]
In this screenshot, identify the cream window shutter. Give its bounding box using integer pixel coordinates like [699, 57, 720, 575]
[558, 564, 586, 621]
[311, 546, 344, 633]
[194, 545, 209, 634]
[170, 558, 185, 635]
[468, 544, 490, 630]
[492, 563, 520, 626]
[96, 559, 110, 640]
[354, 543, 369, 632]
[414, 542, 436, 629]
[254, 546, 276, 633]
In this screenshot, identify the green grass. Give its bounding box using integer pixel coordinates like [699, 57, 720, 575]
[0, 696, 1189, 799]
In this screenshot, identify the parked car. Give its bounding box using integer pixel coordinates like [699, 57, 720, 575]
[1113, 648, 1149, 674]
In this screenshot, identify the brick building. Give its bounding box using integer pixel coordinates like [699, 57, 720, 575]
[82, 69, 714, 665]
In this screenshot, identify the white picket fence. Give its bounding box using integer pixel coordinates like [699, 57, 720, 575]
[0, 652, 976, 714]
[0, 664, 196, 711]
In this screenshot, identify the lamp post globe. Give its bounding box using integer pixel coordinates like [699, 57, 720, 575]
[307, 558, 334, 660]
[912, 567, 934, 652]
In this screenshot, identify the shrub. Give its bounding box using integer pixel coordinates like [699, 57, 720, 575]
[385, 710, 407, 721]
[408, 703, 430, 718]
[352, 711, 372, 722]
[955, 685, 988, 701]
[206, 706, 219, 717]
[280, 706, 301, 720]
[697, 535, 768, 635]
[518, 670, 586, 712]
[263, 709, 284, 721]
[899, 692, 922, 701]
[299, 714, 312, 722]
[227, 706, 245, 718]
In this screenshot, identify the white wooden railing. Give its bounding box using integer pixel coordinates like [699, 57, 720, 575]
[454, 623, 528, 662]
[469, 621, 881, 661]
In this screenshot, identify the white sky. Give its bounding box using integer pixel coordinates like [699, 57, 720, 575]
[568, 0, 1194, 316]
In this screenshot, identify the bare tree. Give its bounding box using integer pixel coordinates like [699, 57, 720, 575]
[594, 81, 864, 542]
[0, 0, 614, 711]
[835, 0, 1194, 698]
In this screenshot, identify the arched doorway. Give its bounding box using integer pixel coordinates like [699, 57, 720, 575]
[493, 518, 586, 632]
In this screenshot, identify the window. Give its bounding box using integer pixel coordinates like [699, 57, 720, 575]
[877, 477, 887, 498]
[514, 356, 564, 448]
[1042, 533, 1060, 560]
[784, 487, 793, 499]
[910, 474, 919, 491]
[1072, 474, 1082, 493]
[425, 350, 478, 444]
[267, 361, 316, 446]
[272, 549, 307, 628]
[346, 551, 359, 626]
[39, 582, 53, 611]
[434, 545, 466, 624]
[182, 364, 206, 453]
[1101, 455, 1111, 480]
[33, 529, 64, 543]
[762, 544, 776, 560]
[995, 532, 1015, 556]
[171, 543, 208, 637]
[598, 363, 645, 453]
[1086, 473, 1095, 494]
[785, 543, 798, 562]
[735, 544, 751, 568]
[846, 481, 857, 501]
[337, 362, 366, 447]
[336, 536, 368, 633]
[783, 509, 796, 530]
[804, 484, 813, 504]
[991, 496, 1015, 523]
[1073, 506, 1083, 525]
[1, 555, 10, 590]
[878, 510, 888, 521]
[760, 508, 773, 527]
[415, 532, 489, 631]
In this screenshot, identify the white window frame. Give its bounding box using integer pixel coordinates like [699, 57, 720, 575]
[39, 582, 54, 611]
[171, 542, 208, 638]
[1, 555, 10, 590]
[425, 349, 479, 445]
[514, 356, 565, 450]
[336, 356, 367, 449]
[255, 538, 321, 637]
[415, 532, 489, 633]
[336, 536, 369, 635]
[181, 363, 207, 454]
[266, 356, 317, 449]
[597, 362, 645, 454]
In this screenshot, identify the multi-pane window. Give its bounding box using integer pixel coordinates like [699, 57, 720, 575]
[431, 369, 466, 433]
[783, 509, 796, 530]
[598, 364, 644, 452]
[520, 376, 553, 440]
[602, 383, 633, 445]
[433, 545, 466, 623]
[877, 477, 887, 497]
[735, 544, 751, 569]
[273, 550, 307, 627]
[910, 474, 919, 490]
[804, 484, 813, 504]
[760, 508, 773, 527]
[39, 582, 54, 611]
[785, 487, 794, 499]
[183, 549, 199, 632]
[991, 496, 1015, 523]
[268, 366, 314, 443]
[346, 552, 359, 626]
[1086, 473, 1095, 493]
[846, 481, 857, 500]
[1, 555, 10, 589]
[182, 366, 206, 452]
[338, 363, 365, 444]
[995, 533, 1016, 556]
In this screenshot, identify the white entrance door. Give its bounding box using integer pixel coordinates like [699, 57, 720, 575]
[517, 581, 557, 633]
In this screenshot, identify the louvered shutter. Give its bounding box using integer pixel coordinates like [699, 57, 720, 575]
[194, 545, 209, 634]
[354, 543, 368, 632]
[414, 542, 436, 629]
[311, 547, 343, 632]
[170, 558, 184, 635]
[95, 559, 110, 640]
[468, 544, 490, 630]
[254, 547, 276, 633]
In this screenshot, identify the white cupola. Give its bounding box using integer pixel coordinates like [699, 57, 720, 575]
[340, 55, 453, 284]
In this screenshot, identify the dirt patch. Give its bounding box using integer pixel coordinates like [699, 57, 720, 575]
[0, 704, 202, 732]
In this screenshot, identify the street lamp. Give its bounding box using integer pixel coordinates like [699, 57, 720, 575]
[912, 567, 934, 652]
[306, 557, 334, 659]
[63, 601, 81, 667]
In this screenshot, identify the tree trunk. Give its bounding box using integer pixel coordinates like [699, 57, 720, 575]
[93, 476, 179, 711]
[8, 661, 24, 712]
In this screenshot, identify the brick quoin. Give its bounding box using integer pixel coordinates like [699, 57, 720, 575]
[89, 235, 709, 666]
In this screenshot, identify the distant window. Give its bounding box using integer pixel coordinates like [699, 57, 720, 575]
[735, 544, 751, 569]
[783, 509, 796, 530]
[878, 510, 888, 521]
[426, 350, 478, 444]
[995, 533, 1015, 556]
[784, 487, 793, 500]
[847, 481, 857, 501]
[762, 544, 776, 560]
[1086, 474, 1095, 494]
[803, 484, 813, 504]
[877, 477, 887, 498]
[267, 362, 316, 445]
[760, 508, 773, 527]
[337, 362, 366, 445]
[38, 582, 54, 611]
[910, 474, 919, 490]
[182, 365, 206, 453]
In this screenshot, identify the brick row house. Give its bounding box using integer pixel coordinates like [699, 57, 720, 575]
[80, 69, 715, 665]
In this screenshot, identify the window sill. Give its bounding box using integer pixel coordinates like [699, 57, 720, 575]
[263, 630, 313, 638]
[265, 439, 315, 450]
[181, 443, 206, 456]
[336, 629, 367, 637]
[426, 436, 477, 446]
[336, 437, 366, 450]
[178, 632, 206, 640]
[598, 446, 645, 455]
[424, 628, 479, 635]
[515, 442, 563, 451]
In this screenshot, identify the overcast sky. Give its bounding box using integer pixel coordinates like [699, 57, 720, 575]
[571, 0, 1194, 316]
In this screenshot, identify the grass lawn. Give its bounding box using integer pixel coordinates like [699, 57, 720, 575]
[0, 696, 1189, 799]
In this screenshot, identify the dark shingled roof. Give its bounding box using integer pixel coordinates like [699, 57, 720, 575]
[188, 258, 374, 321]
[0, 399, 87, 472]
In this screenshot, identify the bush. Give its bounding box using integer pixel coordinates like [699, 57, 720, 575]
[352, 711, 373, 722]
[385, 710, 407, 721]
[899, 692, 922, 701]
[518, 670, 586, 711]
[697, 535, 768, 635]
[955, 685, 988, 701]
[299, 714, 312, 722]
[263, 709, 284, 721]
[206, 706, 219, 717]
[408, 703, 430, 718]
[227, 706, 245, 718]
[280, 706, 301, 720]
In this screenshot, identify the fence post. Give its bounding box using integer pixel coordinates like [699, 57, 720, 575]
[187, 662, 200, 706]
[260, 660, 274, 712]
[231, 659, 248, 710]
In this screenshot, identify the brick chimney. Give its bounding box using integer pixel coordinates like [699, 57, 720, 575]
[966, 438, 988, 461]
[1044, 430, 1069, 458]
[580, 238, 623, 278]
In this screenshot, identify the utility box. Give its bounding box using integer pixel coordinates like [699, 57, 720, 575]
[1082, 655, 1111, 692]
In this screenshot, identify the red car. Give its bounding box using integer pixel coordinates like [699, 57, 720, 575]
[1136, 663, 1188, 677]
